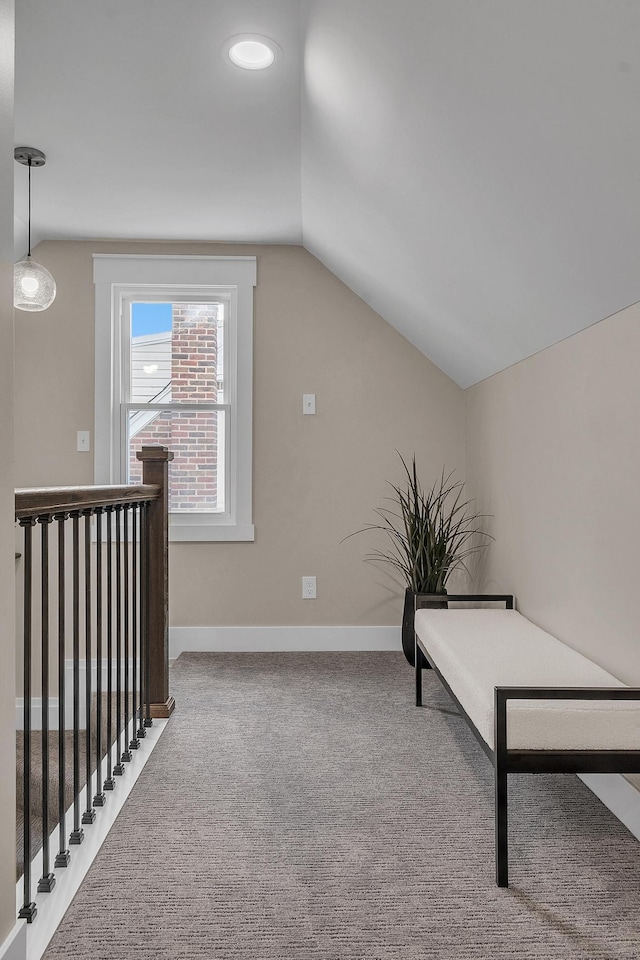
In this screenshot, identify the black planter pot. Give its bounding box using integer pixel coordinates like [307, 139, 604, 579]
[401, 588, 448, 666]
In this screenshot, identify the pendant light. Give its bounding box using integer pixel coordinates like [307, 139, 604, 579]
[14, 147, 56, 312]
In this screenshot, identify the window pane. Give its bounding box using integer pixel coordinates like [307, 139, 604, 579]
[128, 408, 226, 513]
[130, 301, 224, 404]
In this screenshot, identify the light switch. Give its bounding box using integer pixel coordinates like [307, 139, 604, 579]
[303, 394, 316, 415]
[77, 431, 91, 452]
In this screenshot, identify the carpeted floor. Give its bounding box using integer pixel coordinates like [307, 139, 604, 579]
[42, 652, 640, 959]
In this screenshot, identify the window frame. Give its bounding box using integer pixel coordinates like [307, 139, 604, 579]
[94, 254, 256, 542]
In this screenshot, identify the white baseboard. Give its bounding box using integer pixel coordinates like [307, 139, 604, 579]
[580, 774, 640, 842]
[169, 625, 402, 657]
[16, 659, 137, 732]
[0, 922, 26, 960]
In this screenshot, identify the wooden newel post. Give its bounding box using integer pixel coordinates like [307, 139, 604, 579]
[137, 445, 175, 719]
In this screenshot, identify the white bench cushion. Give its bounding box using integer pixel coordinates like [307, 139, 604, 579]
[414, 608, 640, 751]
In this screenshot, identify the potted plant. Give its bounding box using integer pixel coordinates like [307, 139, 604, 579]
[350, 454, 493, 665]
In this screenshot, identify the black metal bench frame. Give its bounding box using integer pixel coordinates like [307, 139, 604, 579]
[414, 594, 640, 887]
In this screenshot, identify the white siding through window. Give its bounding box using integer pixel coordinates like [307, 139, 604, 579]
[130, 332, 171, 403]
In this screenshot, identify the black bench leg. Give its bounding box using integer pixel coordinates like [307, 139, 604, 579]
[495, 764, 508, 887]
[415, 640, 425, 706]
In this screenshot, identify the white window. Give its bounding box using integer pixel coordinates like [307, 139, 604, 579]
[94, 255, 256, 541]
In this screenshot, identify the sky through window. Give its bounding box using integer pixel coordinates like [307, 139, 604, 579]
[131, 301, 173, 337]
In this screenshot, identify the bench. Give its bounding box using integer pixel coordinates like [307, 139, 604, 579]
[413, 594, 640, 887]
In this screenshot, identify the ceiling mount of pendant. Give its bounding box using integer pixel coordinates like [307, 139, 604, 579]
[14, 146, 46, 167]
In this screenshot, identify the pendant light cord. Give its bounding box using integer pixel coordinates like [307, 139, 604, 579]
[27, 158, 31, 257]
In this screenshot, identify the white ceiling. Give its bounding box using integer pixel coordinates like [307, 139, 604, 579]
[14, 0, 640, 387]
[14, 0, 302, 243]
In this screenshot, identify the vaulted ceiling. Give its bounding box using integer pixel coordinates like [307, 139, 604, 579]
[14, 0, 640, 386]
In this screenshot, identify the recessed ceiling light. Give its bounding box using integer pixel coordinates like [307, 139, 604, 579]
[224, 34, 281, 71]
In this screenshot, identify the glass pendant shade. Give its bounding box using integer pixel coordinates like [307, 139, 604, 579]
[14, 256, 56, 312]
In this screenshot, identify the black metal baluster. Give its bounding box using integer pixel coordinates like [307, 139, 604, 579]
[54, 514, 71, 869]
[82, 511, 96, 825]
[121, 506, 132, 763]
[93, 509, 106, 807]
[104, 507, 115, 791]
[18, 517, 37, 922]
[129, 504, 140, 751]
[114, 505, 125, 775]
[143, 502, 152, 729]
[69, 512, 84, 845]
[37, 515, 55, 892]
[136, 502, 146, 740]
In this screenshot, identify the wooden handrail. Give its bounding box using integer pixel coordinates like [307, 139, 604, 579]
[15, 446, 175, 725]
[15, 484, 160, 519]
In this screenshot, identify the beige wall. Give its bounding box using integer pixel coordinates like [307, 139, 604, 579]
[466, 301, 640, 686]
[0, 0, 15, 942]
[15, 240, 465, 628]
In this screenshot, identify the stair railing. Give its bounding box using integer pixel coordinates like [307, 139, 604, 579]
[14, 445, 174, 923]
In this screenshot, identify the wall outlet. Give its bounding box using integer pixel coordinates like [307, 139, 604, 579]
[77, 431, 91, 452]
[302, 576, 317, 599]
[303, 394, 316, 415]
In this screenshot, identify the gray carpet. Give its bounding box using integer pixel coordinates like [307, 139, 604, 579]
[43, 652, 640, 959]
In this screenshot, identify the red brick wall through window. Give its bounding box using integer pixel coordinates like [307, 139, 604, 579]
[129, 303, 220, 512]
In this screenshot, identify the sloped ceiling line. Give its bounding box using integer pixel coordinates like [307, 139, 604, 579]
[14, 0, 640, 387]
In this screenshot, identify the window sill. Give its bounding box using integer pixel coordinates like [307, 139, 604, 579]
[169, 521, 255, 543]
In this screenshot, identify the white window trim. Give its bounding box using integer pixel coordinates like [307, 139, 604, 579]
[94, 254, 256, 542]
